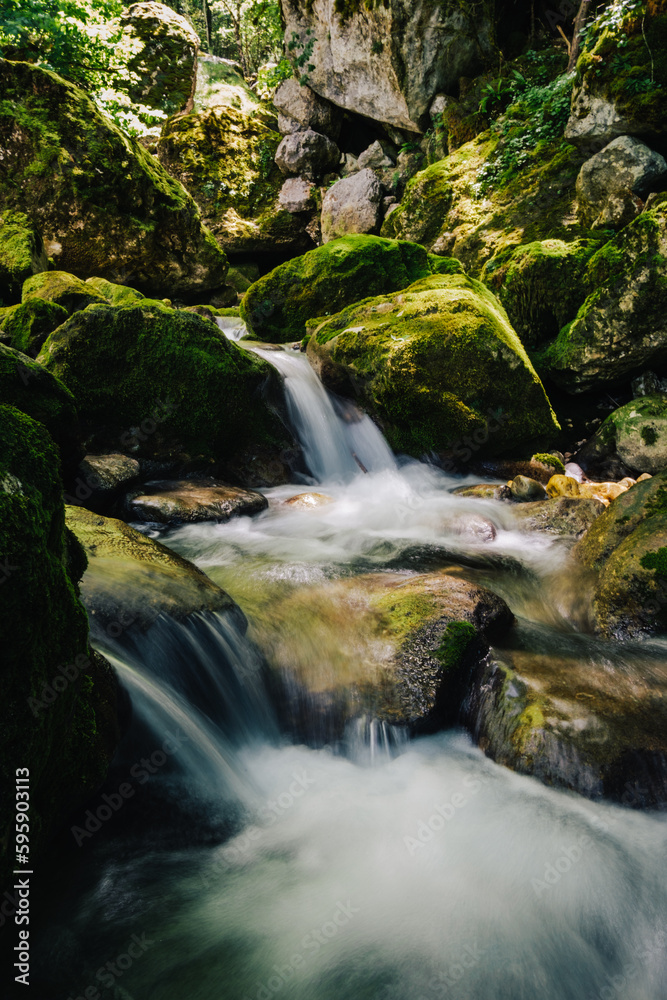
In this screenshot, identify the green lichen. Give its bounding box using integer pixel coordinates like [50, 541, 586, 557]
[531, 452, 566, 473]
[641, 425, 659, 445]
[241, 235, 435, 343]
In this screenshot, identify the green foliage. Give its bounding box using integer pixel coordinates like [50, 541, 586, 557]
[434, 622, 477, 672]
[287, 28, 316, 84]
[208, 0, 283, 73]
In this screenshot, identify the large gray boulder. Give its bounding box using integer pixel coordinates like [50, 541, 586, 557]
[280, 0, 495, 132]
[278, 177, 316, 214]
[275, 128, 341, 180]
[321, 168, 383, 242]
[273, 78, 341, 139]
[576, 136, 667, 230]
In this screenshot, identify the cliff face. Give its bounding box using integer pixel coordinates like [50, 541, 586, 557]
[280, 0, 497, 131]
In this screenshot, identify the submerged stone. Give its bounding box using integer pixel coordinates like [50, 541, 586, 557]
[124, 479, 268, 525]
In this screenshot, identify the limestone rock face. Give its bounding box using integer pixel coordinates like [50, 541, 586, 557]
[321, 169, 383, 242]
[0, 59, 226, 297]
[275, 128, 341, 180]
[306, 273, 559, 459]
[543, 201, 667, 393]
[118, 2, 200, 116]
[273, 78, 341, 139]
[158, 105, 315, 255]
[576, 136, 667, 230]
[280, 0, 496, 132]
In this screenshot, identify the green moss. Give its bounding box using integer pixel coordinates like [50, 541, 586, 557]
[37, 301, 285, 463]
[85, 276, 145, 307]
[22, 270, 106, 314]
[640, 546, 667, 576]
[0, 405, 117, 890]
[1, 298, 68, 355]
[433, 621, 477, 671]
[641, 425, 659, 446]
[511, 702, 546, 755]
[0, 59, 226, 297]
[531, 452, 566, 473]
[308, 272, 559, 458]
[374, 590, 438, 642]
[241, 235, 434, 343]
[0, 210, 47, 305]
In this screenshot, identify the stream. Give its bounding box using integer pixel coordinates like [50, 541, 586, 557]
[31, 336, 667, 1000]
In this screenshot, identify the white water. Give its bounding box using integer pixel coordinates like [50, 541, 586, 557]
[31, 335, 667, 999]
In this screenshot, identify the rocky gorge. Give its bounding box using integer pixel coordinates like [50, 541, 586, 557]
[1, 1, 667, 997]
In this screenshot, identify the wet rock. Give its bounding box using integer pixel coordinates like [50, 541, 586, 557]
[320, 169, 383, 242]
[71, 453, 141, 513]
[66, 505, 243, 630]
[509, 476, 547, 502]
[465, 622, 667, 807]
[448, 513, 497, 543]
[307, 273, 559, 460]
[260, 570, 513, 743]
[546, 475, 581, 498]
[451, 484, 513, 502]
[575, 136, 667, 230]
[125, 479, 268, 525]
[272, 78, 341, 140]
[283, 492, 334, 509]
[0, 59, 226, 298]
[574, 469, 667, 638]
[575, 396, 667, 479]
[275, 129, 341, 181]
[117, 2, 200, 117]
[278, 177, 316, 214]
[510, 497, 605, 538]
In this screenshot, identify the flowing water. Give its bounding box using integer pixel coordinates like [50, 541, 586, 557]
[30, 343, 667, 1000]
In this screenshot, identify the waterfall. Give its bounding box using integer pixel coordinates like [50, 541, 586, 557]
[253, 347, 397, 484]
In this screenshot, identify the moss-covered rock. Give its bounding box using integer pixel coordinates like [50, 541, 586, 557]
[84, 277, 145, 307]
[241, 235, 436, 343]
[66, 505, 241, 631]
[481, 237, 605, 349]
[0, 343, 81, 469]
[541, 202, 667, 393]
[0, 59, 226, 297]
[0, 406, 119, 892]
[575, 469, 667, 637]
[157, 105, 314, 256]
[117, 2, 200, 118]
[306, 273, 559, 459]
[382, 127, 589, 279]
[465, 620, 667, 805]
[194, 54, 261, 116]
[576, 395, 667, 477]
[0, 210, 48, 305]
[22, 271, 107, 314]
[1, 298, 68, 356]
[37, 300, 287, 467]
[566, 8, 667, 150]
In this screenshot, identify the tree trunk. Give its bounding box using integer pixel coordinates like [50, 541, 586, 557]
[202, 0, 212, 51]
[567, 0, 592, 72]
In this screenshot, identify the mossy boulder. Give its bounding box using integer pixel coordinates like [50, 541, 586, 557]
[66, 505, 242, 632]
[382, 129, 589, 278]
[575, 470, 667, 638]
[194, 54, 260, 115]
[0, 343, 82, 469]
[306, 273, 560, 460]
[481, 238, 604, 350]
[241, 235, 437, 343]
[22, 271, 107, 314]
[0, 406, 119, 892]
[566, 8, 667, 150]
[542, 202, 667, 393]
[1, 298, 68, 356]
[37, 300, 287, 467]
[157, 105, 314, 256]
[577, 395, 667, 477]
[465, 620, 667, 805]
[0, 210, 48, 305]
[84, 277, 145, 307]
[0, 59, 226, 297]
[117, 2, 200, 118]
